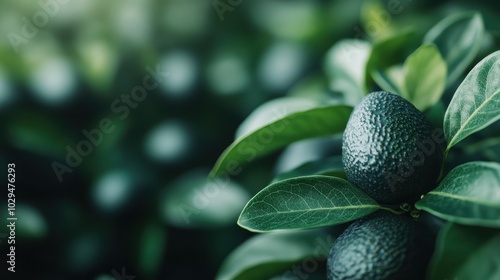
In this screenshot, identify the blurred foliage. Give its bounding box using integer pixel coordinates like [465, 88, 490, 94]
[0, 0, 498, 279]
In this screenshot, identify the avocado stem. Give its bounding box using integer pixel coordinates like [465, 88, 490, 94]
[379, 207, 405, 215]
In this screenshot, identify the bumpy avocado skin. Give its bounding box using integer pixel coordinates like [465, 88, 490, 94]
[327, 213, 433, 280]
[342, 91, 443, 204]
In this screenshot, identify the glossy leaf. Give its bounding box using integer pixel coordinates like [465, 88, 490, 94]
[372, 64, 403, 95]
[216, 230, 334, 280]
[238, 175, 380, 232]
[324, 39, 371, 105]
[273, 156, 345, 182]
[210, 105, 353, 178]
[236, 97, 319, 139]
[429, 223, 500, 280]
[401, 44, 447, 111]
[365, 30, 417, 91]
[424, 12, 484, 88]
[415, 162, 500, 228]
[370, 44, 446, 111]
[443, 50, 500, 150]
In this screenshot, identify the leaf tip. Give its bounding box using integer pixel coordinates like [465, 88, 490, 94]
[236, 212, 248, 229]
[237, 219, 261, 233]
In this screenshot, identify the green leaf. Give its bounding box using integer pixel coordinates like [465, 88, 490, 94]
[238, 175, 380, 232]
[371, 64, 404, 95]
[365, 30, 417, 91]
[369, 44, 446, 111]
[401, 44, 447, 111]
[162, 169, 250, 228]
[424, 12, 484, 88]
[443, 50, 500, 150]
[324, 39, 371, 105]
[210, 105, 353, 178]
[216, 230, 334, 280]
[235, 97, 319, 139]
[429, 223, 500, 280]
[273, 156, 345, 182]
[415, 161, 500, 228]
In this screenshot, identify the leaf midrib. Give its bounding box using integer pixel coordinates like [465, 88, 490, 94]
[427, 191, 500, 208]
[447, 89, 500, 149]
[240, 204, 380, 222]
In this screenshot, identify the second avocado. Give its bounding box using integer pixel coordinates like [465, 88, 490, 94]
[342, 91, 443, 204]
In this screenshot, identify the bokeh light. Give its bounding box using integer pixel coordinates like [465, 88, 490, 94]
[207, 55, 250, 95]
[161, 169, 250, 228]
[159, 51, 198, 98]
[92, 170, 134, 212]
[144, 120, 192, 163]
[16, 204, 48, 239]
[258, 42, 309, 93]
[29, 56, 77, 105]
[1, 0, 498, 279]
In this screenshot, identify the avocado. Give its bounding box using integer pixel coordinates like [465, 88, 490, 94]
[327, 212, 433, 280]
[342, 91, 443, 204]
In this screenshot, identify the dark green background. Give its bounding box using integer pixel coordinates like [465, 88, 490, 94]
[0, 0, 498, 279]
